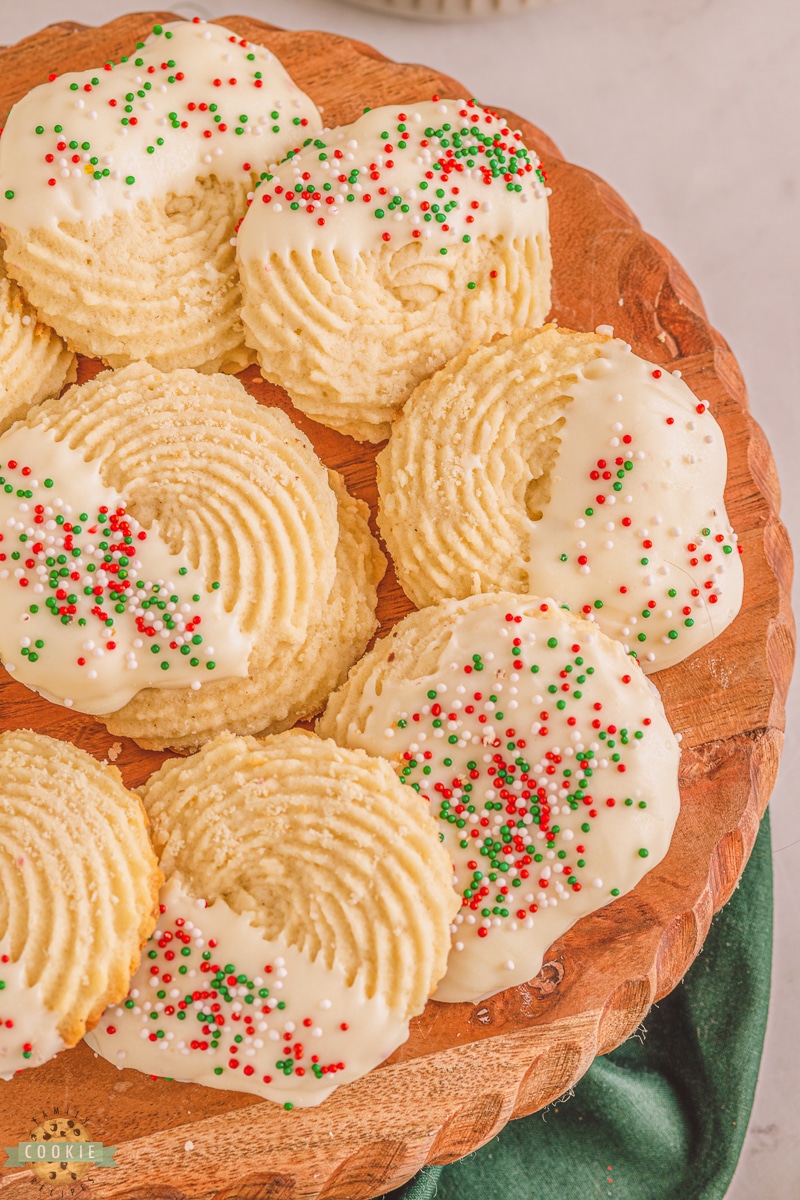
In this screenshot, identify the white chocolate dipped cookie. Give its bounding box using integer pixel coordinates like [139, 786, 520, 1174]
[0, 363, 384, 749]
[0, 20, 320, 373]
[87, 729, 460, 1107]
[377, 325, 743, 673]
[318, 593, 681, 1004]
[0, 729, 161, 1078]
[0, 241, 76, 434]
[237, 97, 551, 441]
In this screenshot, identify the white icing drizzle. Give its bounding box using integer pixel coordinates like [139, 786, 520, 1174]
[85, 878, 409, 1108]
[524, 338, 743, 672]
[339, 600, 680, 1004]
[0, 20, 320, 233]
[0, 425, 253, 714]
[237, 97, 549, 263]
[0, 942, 65, 1080]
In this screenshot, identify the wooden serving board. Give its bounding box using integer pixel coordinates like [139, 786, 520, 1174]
[0, 12, 794, 1200]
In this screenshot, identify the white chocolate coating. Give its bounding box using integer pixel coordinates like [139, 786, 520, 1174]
[0, 944, 65, 1081]
[0, 425, 253, 714]
[319, 595, 681, 1004]
[0, 20, 320, 234]
[237, 97, 549, 263]
[86, 877, 409, 1108]
[526, 339, 743, 670]
[377, 330, 744, 672]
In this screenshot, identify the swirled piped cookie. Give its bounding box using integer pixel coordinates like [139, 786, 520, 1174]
[377, 325, 743, 673]
[87, 730, 460, 1107]
[318, 594, 681, 1004]
[0, 363, 384, 749]
[0, 729, 161, 1078]
[237, 97, 551, 441]
[0, 20, 320, 373]
[0, 241, 76, 434]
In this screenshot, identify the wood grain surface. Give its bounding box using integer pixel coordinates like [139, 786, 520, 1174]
[0, 12, 794, 1200]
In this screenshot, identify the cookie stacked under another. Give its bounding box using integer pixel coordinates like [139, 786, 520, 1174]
[0, 729, 161, 1077]
[0, 239, 75, 433]
[0, 363, 384, 749]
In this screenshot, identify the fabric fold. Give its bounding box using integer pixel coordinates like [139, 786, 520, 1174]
[383, 809, 773, 1200]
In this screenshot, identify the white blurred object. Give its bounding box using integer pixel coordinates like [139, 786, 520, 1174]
[337, 0, 557, 19]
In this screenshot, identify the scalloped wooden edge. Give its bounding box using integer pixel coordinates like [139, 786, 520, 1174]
[0, 13, 794, 1200]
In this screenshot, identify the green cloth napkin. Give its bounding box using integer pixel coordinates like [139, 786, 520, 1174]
[383, 809, 772, 1200]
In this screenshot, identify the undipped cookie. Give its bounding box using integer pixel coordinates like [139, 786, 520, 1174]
[0, 729, 161, 1078]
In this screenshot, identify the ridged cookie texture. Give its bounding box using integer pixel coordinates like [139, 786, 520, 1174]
[377, 325, 743, 673]
[87, 730, 460, 1106]
[238, 97, 551, 441]
[0, 363, 384, 749]
[318, 593, 682, 1003]
[0, 729, 161, 1078]
[0, 242, 75, 434]
[0, 20, 320, 372]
